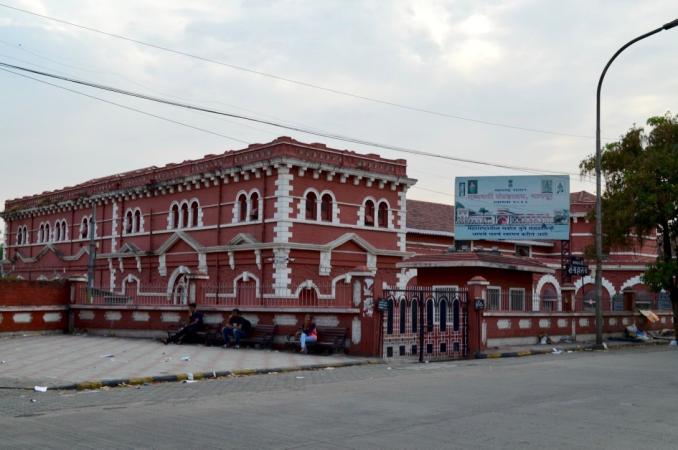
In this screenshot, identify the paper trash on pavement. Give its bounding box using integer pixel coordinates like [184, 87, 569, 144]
[34, 386, 48, 392]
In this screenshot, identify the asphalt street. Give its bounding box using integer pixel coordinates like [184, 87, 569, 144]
[1, 346, 677, 449]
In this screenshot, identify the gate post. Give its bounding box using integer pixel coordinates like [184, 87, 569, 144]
[467, 276, 489, 357]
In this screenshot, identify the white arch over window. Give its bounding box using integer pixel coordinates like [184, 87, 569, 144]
[168, 202, 180, 229]
[233, 271, 261, 298]
[620, 275, 643, 292]
[574, 275, 616, 298]
[319, 190, 337, 223]
[188, 197, 202, 227]
[376, 198, 392, 228]
[121, 274, 142, 295]
[166, 265, 192, 297]
[294, 280, 321, 298]
[80, 215, 95, 239]
[535, 274, 562, 299]
[179, 201, 189, 228]
[360, 196, 378, 227]
[299, 188, 321, 221]
[44, 222, 51, 243]
[59, 220, 68, 241]
[248, 189, 262, 222]
[233, 190, 249, 223]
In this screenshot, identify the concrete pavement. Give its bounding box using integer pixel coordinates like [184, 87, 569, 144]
[1, 346, 677, 449]
[0, 334, 372, 389]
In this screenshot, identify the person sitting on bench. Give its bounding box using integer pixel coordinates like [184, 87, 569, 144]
[165, 303, 204, 344]
[299, 314, 317, 354]
[222, 309, 251, 349]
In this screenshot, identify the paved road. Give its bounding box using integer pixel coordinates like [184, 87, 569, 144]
[2, 347, 677, 449]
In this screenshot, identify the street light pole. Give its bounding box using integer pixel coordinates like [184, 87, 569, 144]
[594, 18, 678, 348]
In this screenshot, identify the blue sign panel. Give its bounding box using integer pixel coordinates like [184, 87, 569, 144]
[455, 175, 570, 240]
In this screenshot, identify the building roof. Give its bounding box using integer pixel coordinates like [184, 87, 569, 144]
[397, 251, 554, 274]
[406, 200, 454, 235]
[4, 136, 410, 212]
[570, 191, 595, 203]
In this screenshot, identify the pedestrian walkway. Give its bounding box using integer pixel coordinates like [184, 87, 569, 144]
[0, 334, 374, 389]
[477, 337, 673, 359]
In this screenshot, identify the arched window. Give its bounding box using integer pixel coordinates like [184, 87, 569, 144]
[305, 191, 317, 220]
[439, 299, 447, 332]
[134, 209, 142, 232]
[125, 211, 133, 234]
[38, 224, 44, 243]
[81, 217, 89, 239]
[426, 299, 434, 332]
[249, 193, 259, 221]
[190, 201, 199, 227]
[321, 193, 333, 222]
[61, 220, 67, 241]
[16, 227, 22, 245]
[453, 299, 460, 331]
[44, 222, 50, 242]
[238, 194, 247, 222]
[399, 299, 406, 334]
[411, 298, 418, 333]
[181, 203, 189, 228]
[55, 221, 61, 242]
[364, 200, 375, 227]
[171, 204, 179, 229]
[378, 202, 388, 228]
[386, 299, 394, 335]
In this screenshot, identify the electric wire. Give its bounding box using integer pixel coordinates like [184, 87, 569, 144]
[0, 1, 599, 140]
[0, 66, 250, 144]
[0, 60, 590, 178]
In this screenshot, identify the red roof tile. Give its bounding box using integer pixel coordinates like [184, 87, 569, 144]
[406, 200, 454, 234]
[397, 251, 554, 273]
[570, 191, 595, 203]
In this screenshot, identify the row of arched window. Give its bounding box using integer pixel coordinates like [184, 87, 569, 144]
[36, 220, 69, 243]
[235, 190, 261, 223]
[15, 226, 28, 245]
[299, 190, 392, 228]
[363, 198, 390, 228]
[169, 200, 202, 229]
[303, 189, 335, 222]
[124, 208, 143, 235]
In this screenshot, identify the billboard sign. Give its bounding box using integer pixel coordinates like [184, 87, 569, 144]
[455, 175, 570, 241]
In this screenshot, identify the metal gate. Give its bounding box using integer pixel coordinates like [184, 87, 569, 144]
[381, 287, 468, 361]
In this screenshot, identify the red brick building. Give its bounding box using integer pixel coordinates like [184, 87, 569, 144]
[1, 137, 667, 354]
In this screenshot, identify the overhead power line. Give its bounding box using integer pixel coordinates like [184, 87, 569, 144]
[0, 1, 597, 140]
[0, 60, 589, 178]
[0, 66, 249, 144]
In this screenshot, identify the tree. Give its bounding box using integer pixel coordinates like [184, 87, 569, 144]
[580, 113, 678, 340]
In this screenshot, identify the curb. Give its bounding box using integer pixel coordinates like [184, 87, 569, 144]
[44, 359, 383, 391]
[475, 339, 670, 360]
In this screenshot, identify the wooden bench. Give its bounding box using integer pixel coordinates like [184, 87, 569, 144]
[204, 324, 278, 349]
[287, 327, 348, 355]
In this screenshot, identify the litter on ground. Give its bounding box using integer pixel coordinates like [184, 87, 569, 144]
[34, 386, 47, 392]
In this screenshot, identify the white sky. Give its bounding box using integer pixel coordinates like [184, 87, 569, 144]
[1, 0, 677, 237]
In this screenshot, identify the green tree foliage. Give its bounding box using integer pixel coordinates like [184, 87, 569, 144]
[580, 113, 678, 337]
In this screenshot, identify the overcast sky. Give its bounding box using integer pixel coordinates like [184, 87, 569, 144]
[1, 0, 677, 236]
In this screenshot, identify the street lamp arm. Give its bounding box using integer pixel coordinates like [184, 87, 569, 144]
[596, 26, 665, 97]
[593, 20, 677, 348]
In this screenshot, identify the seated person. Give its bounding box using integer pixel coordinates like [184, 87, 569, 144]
[165, 303, 204, 344]
[222, 309, 251, 349]
[299, 314, 317, 354]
